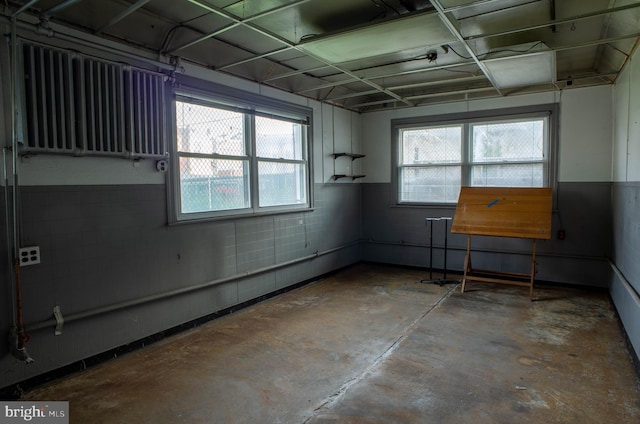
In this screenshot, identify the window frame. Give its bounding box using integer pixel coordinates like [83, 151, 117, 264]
[168, 85, 313, 223]
[392, 104, 558, 206]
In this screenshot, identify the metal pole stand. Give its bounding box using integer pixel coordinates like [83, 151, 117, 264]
[420, 217, 460, 286]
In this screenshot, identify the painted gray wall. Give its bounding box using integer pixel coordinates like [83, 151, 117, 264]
[0, 20, 368, 390]
[0, 182, 362, 388]
[361, 182, 611, 287]
[610, 39, 640, 362]
[611, 184, 640, 295]
[610, 184, 640, 362]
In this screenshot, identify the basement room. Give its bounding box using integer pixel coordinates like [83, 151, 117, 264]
[1, 0, 639, 423]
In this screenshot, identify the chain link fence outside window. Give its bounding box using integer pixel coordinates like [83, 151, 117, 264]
[175, 99, 308, 216]
[398, 117, 548, 204]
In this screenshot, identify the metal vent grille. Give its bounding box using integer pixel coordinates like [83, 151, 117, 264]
[22, 44, 76, 152]
[126, 70, 164, 156]
[20, 42, 166, 158]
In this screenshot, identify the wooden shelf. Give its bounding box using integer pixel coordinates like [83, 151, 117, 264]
[332, 153, 365, 161]
[332, 174, 366, 181]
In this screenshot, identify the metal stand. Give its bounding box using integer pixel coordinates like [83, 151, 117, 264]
[420, 217, 460, 286]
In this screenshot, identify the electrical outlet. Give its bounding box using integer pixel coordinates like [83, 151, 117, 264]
[19, 246, 40, 266]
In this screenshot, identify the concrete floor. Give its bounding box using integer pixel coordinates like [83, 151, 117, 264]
[22, 264, 640, 423]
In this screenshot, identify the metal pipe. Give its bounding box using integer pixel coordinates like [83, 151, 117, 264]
[364, 238, 609, 262]
[8, 17, 34, 363]
[3, 149, 17, 327]
[10, 17, 19, 261]
[11, 0, 41, 17]
[42, 0, 86, 17]
[25, 241, 361, 333]
[14, 259, 27, 348]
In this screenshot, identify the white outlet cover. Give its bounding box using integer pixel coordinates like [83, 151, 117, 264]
[19, 246, 40, 266]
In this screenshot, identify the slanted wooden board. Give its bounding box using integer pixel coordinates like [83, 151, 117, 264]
[451, 187, 553, 300]
[451, 187, 552, 240]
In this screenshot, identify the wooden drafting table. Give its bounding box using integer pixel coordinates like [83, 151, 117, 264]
[451, 187, 553, 300]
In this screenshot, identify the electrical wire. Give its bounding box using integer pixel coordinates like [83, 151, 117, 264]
[445, 41, 546, 60]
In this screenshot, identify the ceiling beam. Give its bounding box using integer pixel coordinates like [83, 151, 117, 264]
[430, 0, 503, 95]
[95, 0, 154, 35]
[42, 0, 86, 17]
[454, 0, 542, 21]
[263, 64, 332, 82]
[441, 0, 527, 13]
[552, 32, 640, 53]
[293, 29, 640, 97]
[11, 0, 41, 17]
[388, 75, 487, 91]
[325, 75, 489, 101]
[464, 2, 640, 41]
[166, 0, 313, 55]
[324, 89, 382, 101]
[406, 86, 497, 101]
[216, 47, 296, 71]
[184, 0, 415, 106]
[294, 61, 479, 94]
[165, 22, 241, 54]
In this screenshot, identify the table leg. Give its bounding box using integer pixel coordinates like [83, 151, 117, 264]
[461, 234, 471, 293]
[529, 239, 537, 300]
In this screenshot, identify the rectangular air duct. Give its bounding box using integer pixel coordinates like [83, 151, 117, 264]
[296, 12, 456, 63]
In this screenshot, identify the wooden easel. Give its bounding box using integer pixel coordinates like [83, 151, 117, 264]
[451, 187, 553, 300]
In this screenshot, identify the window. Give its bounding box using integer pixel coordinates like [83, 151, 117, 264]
[394, 106, 556, 205]
[173, 92, 311, 220]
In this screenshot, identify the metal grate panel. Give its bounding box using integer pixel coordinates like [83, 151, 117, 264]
[20, 42, 166, 158]
[125, 69, 165, 157]
[22, 43, 76, 152]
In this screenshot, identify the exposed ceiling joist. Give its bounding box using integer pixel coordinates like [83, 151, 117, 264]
[5, 0, 639, 112]
[464, 2, 640, 41]
[95, 0, 153, 35]
[430, 0, 504, 95]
